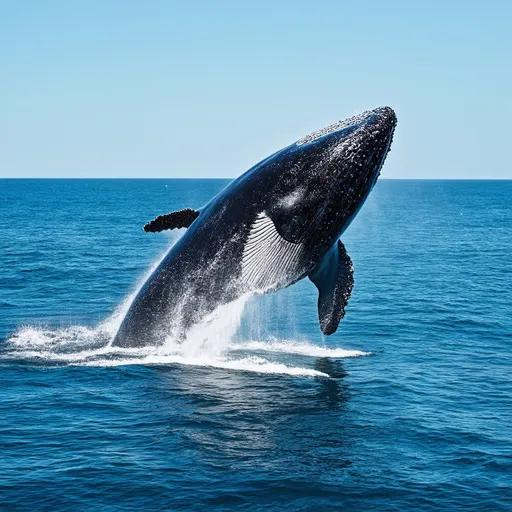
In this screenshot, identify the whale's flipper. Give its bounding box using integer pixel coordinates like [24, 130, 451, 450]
[308, 240, 354, 335]
[143, 208, 200, 232]
[241, 212, 304, 291]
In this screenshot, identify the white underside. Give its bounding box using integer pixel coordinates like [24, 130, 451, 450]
[241, 212, 304, 292]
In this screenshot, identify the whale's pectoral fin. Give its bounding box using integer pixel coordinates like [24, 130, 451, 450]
[308, 240, 354, 335]
[143, 208, 200, 232]
[241, 212, 304, 291]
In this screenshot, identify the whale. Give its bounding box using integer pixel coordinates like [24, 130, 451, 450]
[112, 106, 397, 348]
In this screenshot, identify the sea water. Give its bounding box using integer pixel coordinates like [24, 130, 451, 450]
[0, 179, 510, 510]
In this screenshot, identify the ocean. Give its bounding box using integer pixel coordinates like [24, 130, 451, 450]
[0, 179, 510, 511]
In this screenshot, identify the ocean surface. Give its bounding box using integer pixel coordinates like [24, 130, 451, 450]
[0, 179, 510, 511]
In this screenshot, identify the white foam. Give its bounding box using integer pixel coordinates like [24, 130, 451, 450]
[3, 326, 366, 377]
[3, 329, 332, 377]
[77, 354, 328, 377]
[8, 325, 108, 350]
[168, 294, 251, 358]
[231, 339, 370, 358]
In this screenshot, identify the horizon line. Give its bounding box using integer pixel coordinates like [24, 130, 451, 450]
[1, 177, 511, 181]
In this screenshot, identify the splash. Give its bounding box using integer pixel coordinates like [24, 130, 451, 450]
[170, 294, 251, 358]
[231, 339, 370, 358]
[79, 354, 329, 378]
[3, 239, 368, 377]
[3, 314, 367, 377]
[3, 304, 367, 377]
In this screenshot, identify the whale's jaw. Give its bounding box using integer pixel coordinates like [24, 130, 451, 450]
[329, 106, 397, 233]
[308, 107, 396, 235]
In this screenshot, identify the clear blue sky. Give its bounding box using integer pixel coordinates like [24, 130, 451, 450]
[1, 1, 510, 178]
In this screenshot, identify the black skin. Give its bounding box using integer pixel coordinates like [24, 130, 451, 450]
[112, 107, 397, 348]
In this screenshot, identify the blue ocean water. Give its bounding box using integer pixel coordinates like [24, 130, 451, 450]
[0, 179, 510, 511]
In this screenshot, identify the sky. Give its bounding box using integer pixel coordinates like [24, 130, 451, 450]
[1, 1, 511, 179]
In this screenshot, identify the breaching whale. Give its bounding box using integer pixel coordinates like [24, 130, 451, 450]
[113, 106, 397, 348]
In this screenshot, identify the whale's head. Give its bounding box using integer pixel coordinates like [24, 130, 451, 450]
[268, 106, 397, 253]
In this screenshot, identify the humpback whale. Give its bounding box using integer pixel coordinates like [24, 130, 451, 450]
[113, 106, 397, 348]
